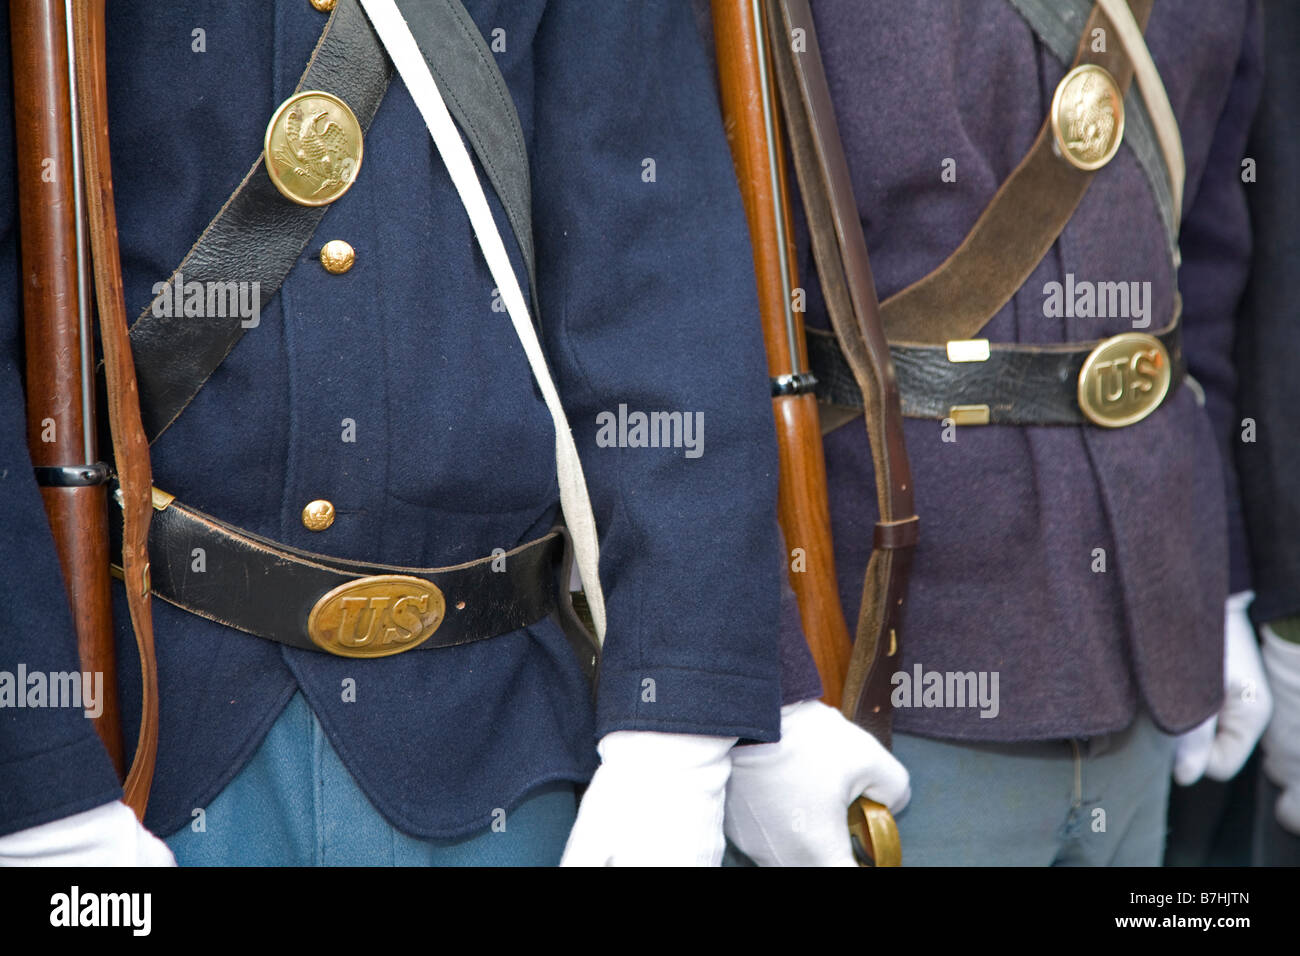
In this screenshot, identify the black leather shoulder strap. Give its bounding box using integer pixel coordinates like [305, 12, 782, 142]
[128, 0, 536, 443]
[395, 0, 538, 313]
[128, 0, 390, 442]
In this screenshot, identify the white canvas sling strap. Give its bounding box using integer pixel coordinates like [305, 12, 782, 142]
[358, 0, 608, 645]
[1096, 0, 1186, 230]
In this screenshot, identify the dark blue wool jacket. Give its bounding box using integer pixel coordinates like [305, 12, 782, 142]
[0, 1, 805, 839]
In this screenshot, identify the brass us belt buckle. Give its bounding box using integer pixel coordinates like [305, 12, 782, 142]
[307, 575, 446, 658]
[1051, 63, 1125, 171]
[264, 90, 363, 206]
[1077, 332, 1172, 428]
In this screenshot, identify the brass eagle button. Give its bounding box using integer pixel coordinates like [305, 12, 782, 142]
[320, 239, 355, 274]
[1077, 332, 1171, 428]
[302, 499, 336, 531]
[264, 91, 363, 206]
[1050, 64, 1125, 171]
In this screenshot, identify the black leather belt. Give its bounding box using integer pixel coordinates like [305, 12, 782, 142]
[103, 1, 596, 680]
[808, 313, 1185, 427]
[111, 492, 597, 678]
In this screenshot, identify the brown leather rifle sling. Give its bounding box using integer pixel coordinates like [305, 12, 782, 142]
[11, 0, 159, 818]
[71, 0, 159, 817]
[764, 0, 920, 863]
[711, 0, 898, 867]
[766, 0, 918, 744]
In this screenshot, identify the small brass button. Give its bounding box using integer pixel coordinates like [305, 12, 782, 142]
[310, 0, 337, 12]
[302, 499, 336, 532]
[320, 240, 356, 274]
[1050, 64, 1125, 171]
[264, 90, 363, 207]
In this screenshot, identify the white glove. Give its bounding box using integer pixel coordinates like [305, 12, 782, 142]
[724, 699, 910, 866]
[1173, 591, 1273, 785]
[1260, 623, 1300, 835]
[0, 801, 176, 867]
[560, 730, 737, 866]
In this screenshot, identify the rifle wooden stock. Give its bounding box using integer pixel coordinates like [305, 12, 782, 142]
[711, 0, 853, 708]
[11, 0, 123, 775]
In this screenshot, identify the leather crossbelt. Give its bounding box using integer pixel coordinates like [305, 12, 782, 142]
[875, 0, 1153, 345]
[811, 0, 1166, 433]
[809, 307, 1185, 427]
[125, 0, 538, 445]
[125, 0, 391, 443]
[109, 491, 597, 679]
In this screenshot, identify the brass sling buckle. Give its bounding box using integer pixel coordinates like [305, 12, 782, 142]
[1077, 332, 1172, 428]
[307, 575, 447, 658]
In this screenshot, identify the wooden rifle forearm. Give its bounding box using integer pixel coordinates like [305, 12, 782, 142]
[11, 0, 123, 775]
[765, 0, 918, 743]
[710, 0, 853, 707]
[711, 0, 901, 866]
[10, 0, 159, 819]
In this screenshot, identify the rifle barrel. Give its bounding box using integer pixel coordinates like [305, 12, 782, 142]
[712, 0, 854, 705]
[11, 0, 123, 775]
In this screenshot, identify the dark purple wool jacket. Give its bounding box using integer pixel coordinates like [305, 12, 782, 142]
[797, 0, 1262, 741]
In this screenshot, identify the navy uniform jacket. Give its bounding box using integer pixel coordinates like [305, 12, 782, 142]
[802, 0, 1261, 741]
[0, 1, 793, 839]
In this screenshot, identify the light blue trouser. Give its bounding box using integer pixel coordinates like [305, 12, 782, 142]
[891, 711, 1177, 866]
[165, 693, 578, 866]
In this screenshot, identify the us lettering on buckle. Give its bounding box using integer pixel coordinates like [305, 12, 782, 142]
[1077, 332, 1171, 428]
[307, 575, 446, 658]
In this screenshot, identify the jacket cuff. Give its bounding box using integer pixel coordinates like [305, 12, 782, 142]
[0, 733, 123, 838]
[595, 662, 781, 744]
